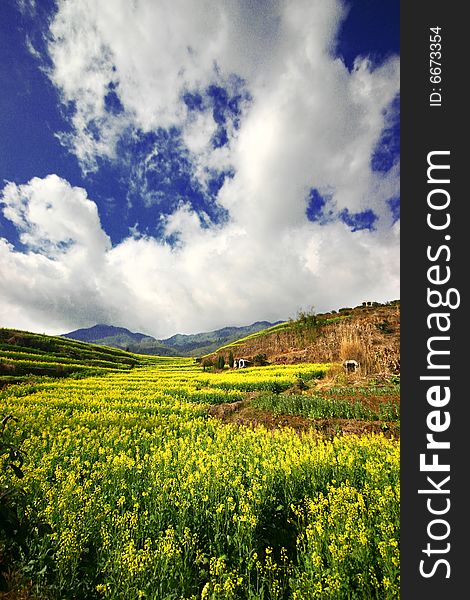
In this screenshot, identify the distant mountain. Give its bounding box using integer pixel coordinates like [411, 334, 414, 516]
[62, 324, 153, 344]
[61, 324, 175, 355]
[61, 321, 283, 357]
[160, 321, 283, 356]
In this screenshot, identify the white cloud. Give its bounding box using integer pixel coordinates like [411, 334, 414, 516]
[2, 175, 109, 256]
[0, 176, 132, 332]
[45, 0, 399, 207]
[1, 0, 400, 337]
[0, 174, 399, 337]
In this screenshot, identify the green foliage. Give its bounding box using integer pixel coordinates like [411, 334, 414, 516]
[376, 320, 394, 334]
[0, 360, 399, 598]
[291, 482, 399, 598]
[228, 351, 234, 368]
[0, 415, 51, 590]
[201, 358, 214, 372]
[293, 377, 309, 391]
[286, 307, 329, 345]
[252, 390, 400, 421]
[293, 307, 318, 329]
[253, 353, 268, 366]
[216, 355, 226, 370]
[214, 380, 292, 393]
[0, 328, 145, 383]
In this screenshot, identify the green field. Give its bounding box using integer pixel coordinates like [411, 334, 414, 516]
[251, 385, 400, 422]
[0, 328, 148, 386]
[1, 337, 399, 599]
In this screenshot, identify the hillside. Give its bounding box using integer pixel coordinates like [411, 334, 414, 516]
[161, 321, 282, 356]
[0, 328, 150, 386]
[61, 321, 283, 356]
[207, 301, 400, 376]
[61, 324, 155, 344]
[62, 324, 175, 356]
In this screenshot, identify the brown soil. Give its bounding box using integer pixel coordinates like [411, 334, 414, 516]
[0, 592, 34, 600]
[210, 304, 400, 376]
[207, 400, 399, 438]
[311, 376, 400, 414]
[0, 578, 38, 600]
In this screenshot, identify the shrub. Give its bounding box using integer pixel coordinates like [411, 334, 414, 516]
[288, 307, 326, 344]
[376, 320, 394, 334]
[296, 309, 317, 328]
[253, 353, 268, 366]
[0, 415, 51, 590]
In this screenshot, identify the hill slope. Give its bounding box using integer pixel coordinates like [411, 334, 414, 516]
[207, 302, 400, 375]
[62, 324, 174, 355]
[161, 321, 282, 356]
[0, 328, 150, 385]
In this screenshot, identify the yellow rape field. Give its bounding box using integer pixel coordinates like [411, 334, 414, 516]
[0, 358, 399, 599]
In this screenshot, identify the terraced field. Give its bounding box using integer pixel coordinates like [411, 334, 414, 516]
[0, 328, 149, 387]
[0, 343, 399, 600]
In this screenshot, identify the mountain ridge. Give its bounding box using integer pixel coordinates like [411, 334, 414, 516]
[61, 321, 284, 357]
[62, 324, 155, 343]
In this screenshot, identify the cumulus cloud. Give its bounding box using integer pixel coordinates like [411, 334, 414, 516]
[2, 175, 109, 256]
[0, 174, 398, 337]
[0, 176, 130, 331]
[1, 0, 400, 337]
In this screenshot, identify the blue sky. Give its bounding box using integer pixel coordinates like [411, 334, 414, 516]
[0, 0, 399, 337]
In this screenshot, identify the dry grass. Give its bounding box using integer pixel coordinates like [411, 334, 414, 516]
[339, 334, 376, 375]
[208, 304, 400, 377]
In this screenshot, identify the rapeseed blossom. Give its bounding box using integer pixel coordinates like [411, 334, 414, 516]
[0, 358, 399, 598]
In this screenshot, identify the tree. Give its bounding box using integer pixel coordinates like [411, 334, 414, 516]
[216, 355, 225, 370]
[253, 353, 268, 366]
[201, 359, 213, 371]
[228, 351, 234, 368]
